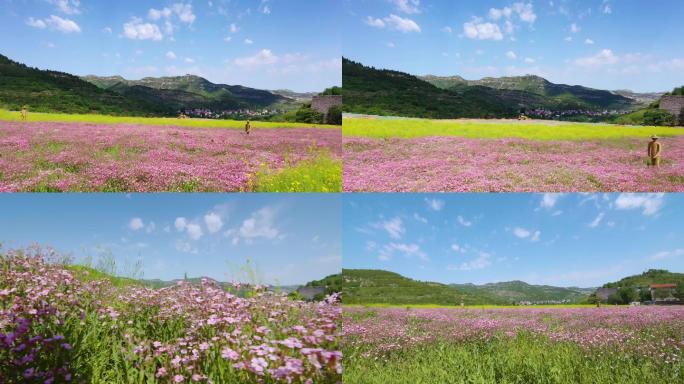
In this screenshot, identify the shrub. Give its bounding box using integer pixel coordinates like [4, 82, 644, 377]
[295, 106, 324, 124]
[326, 105, 342, 125]
[642, 109, 674, 126]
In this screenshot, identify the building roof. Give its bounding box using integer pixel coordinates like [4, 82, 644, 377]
[650, 283, 677, 289]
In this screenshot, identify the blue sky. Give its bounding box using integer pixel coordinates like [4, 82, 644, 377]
[0, 194, 341, 285]
[0, 0, 340, 92]
[343, 193, 684, 287]
[343, 0, 684, 92]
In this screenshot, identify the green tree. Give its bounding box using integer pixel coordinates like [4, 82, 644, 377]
[326, 105, 342, 125]
[320, 86, 342, 95]
[295, 105, 324, 124]
[643, 109, 674, 126]
[639, 288, 651, 302]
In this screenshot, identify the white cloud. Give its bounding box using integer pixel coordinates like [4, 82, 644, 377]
[27, 15, 81, 33]
[386, 42, 395, 48]
[129, 217, 144, 231]
[488, 7, 512, 20]
[148, 7, 172, 20]
[413, 213, 428, 224]
[146, 221, 156, 234]
[229, 23, 239, 33]
[570, 23, 580, 33]
[457, 216, 472, 227]
[123, 17, 163, 40]
[463, 18, 503, 40]
[175, 217, 188, 231]
[48, 0, 81, 15]
[244, 38, 253, 44]
[374, 217, 405, 239]
[564, 36, 573, 42]
[384, 14, 421, 33]
[614, 193, 664, 216]
[148, 3, 195, 24]
[488, 3, 536, 25]
[364, 16, 385, 28]
[585, 38, 594, 45]
[390, 0, 421, 14]
[453, 252, 492, 271]
[589, 212, 605, 228]
[530, 230, 541, 242]
[166, 51, 177, 59]
[506, 51, 517, 60]
[425, 198, 445, 211]
[184, 57, 195, 63]
[223, 36, 232, 42]
[524, 57, 535, 63]
[382, 242, 427, 261]
[602, 2, 612, 14]
[26, 17, 47, 29]
[238, 207, 280, 240]
[204, 212, 223, 234]
[540, 193, 563, 209]
[186, 223, 203, 240]
[574, 49, 619, 68]
[441, 26, 453, 34]
[513, 227, 530, 238]
[650, 248, 684, 261]
[451, 244, 461, 252]
[175, 240, 197, 254]
[102, 27, 112, 34]
[233, 49, 278, 67]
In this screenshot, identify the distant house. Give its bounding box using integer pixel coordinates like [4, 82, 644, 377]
[596, 287, 618, 302]
[311, 95, 342, 119]
[660, 95, 684, 125]
[649, 283, 678, 301]
[297, 286, 326, 301]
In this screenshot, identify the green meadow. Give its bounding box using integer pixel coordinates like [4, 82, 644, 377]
[343, 116, 684, 140]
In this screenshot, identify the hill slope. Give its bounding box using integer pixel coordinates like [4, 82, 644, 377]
[0, 54, 169, 115]
[82, 74, 293, 111]
[342, 58, 516, 119]
[452, 280, 593, 304]
[602, 269, 684, 289]
[420, 74, 635, 110]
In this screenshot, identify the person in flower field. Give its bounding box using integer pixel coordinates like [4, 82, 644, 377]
[648, 135, 662, 167]
[245, 120, 252, 135]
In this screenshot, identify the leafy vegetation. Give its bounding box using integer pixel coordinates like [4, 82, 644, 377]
[343, 116, 684, 140]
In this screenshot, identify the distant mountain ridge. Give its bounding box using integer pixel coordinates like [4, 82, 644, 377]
[342, 58, 644, 120]
[82, 73, 294, 111]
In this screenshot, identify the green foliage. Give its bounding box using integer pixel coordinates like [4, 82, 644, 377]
[344, 334, 684, 384]
[643, 109, 674, 126]
[320, 86, 342, 95]
[326, 105, 342, 125]
[670, 86, 684, 96]
[250, 152, 342, 192]
[294, 105, 324, 124]
[342, 58, 516, 119]
[602, 269, 684, 290]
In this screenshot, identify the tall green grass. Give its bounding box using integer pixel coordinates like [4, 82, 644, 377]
[250, 152, 342, 192]
[344, 334, 684, 384]
[343, 117, 684, 140]
[0, 109, 338, 129]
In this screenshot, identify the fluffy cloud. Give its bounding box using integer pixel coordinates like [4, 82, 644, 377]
[513, 227, 540, 241]
[123, 17, 163, 40]
[237, 207, 280, 241]
[148, 3, 195, 24]
[650, 248, 684, 261]
[390, 0, 421, 14]
[129, 217, 144, 231]
[585, 38, 595, 45]
[614, 193, 664, 215]
[186, 223, 203, 240]
[175, 217, 187, 231]
[463, 18, 503, 40]
[27, 15, 81, 33]
[451, 251, 492, 271]
[373, 217, 405, 239]
[506, 51, 517, 60]
[540, 193, 563, 209]
[457, 216, 472, 227]
[48, 0, 81, 15]
[382, 242, 427, 261]
[244, 38, 254, 44]
[166, 51, 177, 59]
[574, 49, 619, 68]
[589, 212, 605, 228]
[233, 49, 278, 67]
[204, 212, 223, 234]
[570, 23, 580, 33]
[425, 198, 445, 211]
[366, 14, 421, 33]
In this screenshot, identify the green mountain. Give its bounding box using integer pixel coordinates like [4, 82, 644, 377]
[0, 53, 169, 115]
[82, 74, 294, 111]
[452, 280, 594, 304]
[421, 74, 634, 110]
[342, 58, 517, 119]
[602, 269, 684, 290]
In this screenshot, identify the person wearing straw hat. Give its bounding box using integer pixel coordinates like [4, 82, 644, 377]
[647, 135, 662, 167]
[20, 105, 28, 122]
[244, 120, 252, 135]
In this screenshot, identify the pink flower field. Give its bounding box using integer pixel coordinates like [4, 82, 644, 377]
[0, 122, 341, 192]
[343, 136, 684, 192]
[343, 306, 684, 383]
[0, 248, 341, 383]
